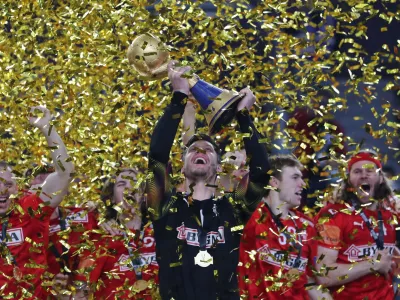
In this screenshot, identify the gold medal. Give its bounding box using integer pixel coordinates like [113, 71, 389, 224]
[133, 279, 149, 292]
[13, 266, 22, 281]
[194, 250, 213, 267]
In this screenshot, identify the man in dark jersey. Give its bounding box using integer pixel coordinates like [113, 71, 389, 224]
[146, 61, 270, 300]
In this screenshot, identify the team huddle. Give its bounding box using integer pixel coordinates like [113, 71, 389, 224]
[1, 62, 399, 299]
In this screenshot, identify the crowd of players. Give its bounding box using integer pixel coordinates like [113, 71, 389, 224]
[0, 62, 399, 299]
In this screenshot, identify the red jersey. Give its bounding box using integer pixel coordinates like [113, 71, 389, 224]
[315, 202, 397, 299]
[86, 225, 159, 299]
[47, 207, 98, 276]
[0, 194, 54, 299]
[238, 201, 317, 300]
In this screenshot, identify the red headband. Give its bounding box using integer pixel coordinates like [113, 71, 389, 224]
[348, 152, 382, 172]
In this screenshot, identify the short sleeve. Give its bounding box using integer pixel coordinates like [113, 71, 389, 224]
[305, 222, 318, 277]
[237, 218, 262, 298]
[315, 207, 343, 250]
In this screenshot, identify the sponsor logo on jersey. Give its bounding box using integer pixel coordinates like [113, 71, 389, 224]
[50, 211, 89, 233]
[353, 221, 364, 229]
[117, 252, 157, 272]
[257, 245, 308, 272]
[343, 243, 396, 261]
[66, 211, 89, 223]
[176, 223, 225, 247]
[0, 228, 24, 246]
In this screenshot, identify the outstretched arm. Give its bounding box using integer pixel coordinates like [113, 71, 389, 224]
[235, 88, 270, 211]
[29, 106, 74, 208]
[147, 61, 191, 219]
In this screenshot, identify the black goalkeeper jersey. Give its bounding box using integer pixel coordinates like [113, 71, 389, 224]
[147, 92, 270, 300]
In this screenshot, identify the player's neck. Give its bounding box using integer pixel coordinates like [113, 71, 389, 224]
[264, 194, 290, 219]
[185, 178, 216, 201]
[360, 199, 378, 211]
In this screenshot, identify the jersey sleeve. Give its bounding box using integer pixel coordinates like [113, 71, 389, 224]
[315, 206, 344, 250]
[147, 92, 186, 221]
[304, 220, 318, 277]
[237, 215, 263, 299]
[88, 252, 108, 284]
[234, 110, 270, 214]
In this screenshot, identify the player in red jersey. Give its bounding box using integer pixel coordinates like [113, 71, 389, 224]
[25, 163, 100, 298]
[47, 206, 99, 298]
[0, 106, 74, 299]
[75, 168, 159, 299]
[315, 150, 398, 299]
[238, 154, 332, 299]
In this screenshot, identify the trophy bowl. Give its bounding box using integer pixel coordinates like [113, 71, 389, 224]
[127, 33, 244, 134]
[127, 33, 169, 79]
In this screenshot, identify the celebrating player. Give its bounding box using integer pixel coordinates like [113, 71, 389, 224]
[315, 150, 398, 299]
[146, 61, 270, 299]
[238, 154, 332, 299]
[75, 168, 159, 299]
[0, 106, 74, 298]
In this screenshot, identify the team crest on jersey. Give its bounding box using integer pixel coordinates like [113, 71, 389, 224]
[176, 223, 225, 248]
[343, 243, 396, 261]
[117, 252, 157, 272]
[257, 245, 308, 272]
[1, 228, 24, 246]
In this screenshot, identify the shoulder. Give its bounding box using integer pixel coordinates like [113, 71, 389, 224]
[18, 193, 43, 208]
[293, 210, 314, 227]
[243, 202, 269, 233]
[316, 202, 350, 221]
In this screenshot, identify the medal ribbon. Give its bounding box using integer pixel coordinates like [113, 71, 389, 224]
[197, 227, 207, 251]
[1, 215, 19, 268]
[264, 203, 303, 269]
[49, 208, 71, 272]
[123, 229, 145, 280]
[349, 196, 385, 251]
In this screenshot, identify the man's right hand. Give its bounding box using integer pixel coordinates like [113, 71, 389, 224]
[373, 248, 393, 278]
[167, 60, 191, 95]
[99, 219, 123, 236]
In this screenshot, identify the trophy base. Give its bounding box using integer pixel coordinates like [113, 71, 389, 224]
[208, 93, 245, 135]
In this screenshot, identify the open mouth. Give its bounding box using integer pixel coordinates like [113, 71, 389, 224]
[194, 157, 207, 165]
[0, 196, 9, 204]
[360, 184, 371, 193]
[295, 191, 302, 196]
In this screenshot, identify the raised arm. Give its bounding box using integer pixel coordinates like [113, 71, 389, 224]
[235, 88, 270, 211]
[29, 106, 74, 208]
[147, 61, 191, 219]
[182, 99, 197, 146]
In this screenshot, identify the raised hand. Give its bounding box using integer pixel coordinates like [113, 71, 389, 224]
[167, 60, 192, 95]
[236, 87, 256, 112]
[99, 219, 123, 236]
[29, 106, 53, 132]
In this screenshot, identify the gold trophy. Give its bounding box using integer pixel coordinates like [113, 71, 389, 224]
[127, 33, 244, 135]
